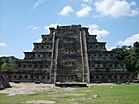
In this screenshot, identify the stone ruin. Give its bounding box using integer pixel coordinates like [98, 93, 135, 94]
[0, 71, 11, 90]
[4, 25, 138, 84]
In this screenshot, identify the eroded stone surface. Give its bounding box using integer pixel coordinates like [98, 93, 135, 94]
[5, 25, 137, 84]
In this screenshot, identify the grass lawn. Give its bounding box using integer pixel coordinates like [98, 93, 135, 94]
[0, 83, 139, 104]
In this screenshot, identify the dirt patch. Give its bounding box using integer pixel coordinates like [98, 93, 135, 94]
[64, 87, 75, 91]
[26, 100, 55, 104]
[0, 83, 55, 96]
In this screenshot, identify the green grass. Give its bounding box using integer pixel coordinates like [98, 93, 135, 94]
[0, 84, 139, 104]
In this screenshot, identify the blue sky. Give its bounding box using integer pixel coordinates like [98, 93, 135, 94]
[0, 0, 139, 59]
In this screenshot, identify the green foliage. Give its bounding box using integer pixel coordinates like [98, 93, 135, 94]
[0, 56, 18, 71]
[111, 46, 128, 60]
[1, 63, 10, 71]
[112, 41, 139, 72]
[0, 56, 18, 62]
[1, 60, 16, 71]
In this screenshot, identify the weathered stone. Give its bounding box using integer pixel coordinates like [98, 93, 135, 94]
[0, 71, 11, 90]
[5, 25, 138, 83]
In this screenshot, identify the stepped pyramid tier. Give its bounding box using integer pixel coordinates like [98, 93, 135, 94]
[5, 25, 137, 83]
[0, 71, 11, 90]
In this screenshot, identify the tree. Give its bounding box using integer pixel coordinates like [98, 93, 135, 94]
[0, 56, 18, 71]
[134, 41, 139, 58]
[133, 41, 139, 72]
[111, 46, 129, 60]
[112, 41, 139, 72]
[1, 61, 16, 71]
[1, 63, 11, 71]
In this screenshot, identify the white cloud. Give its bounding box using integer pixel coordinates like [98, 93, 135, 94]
[95, 0, 139, 18]
[32, 27, 40, 30]
[27, 25, 40, 30]
[43, 23, 60, 33]
[117, 33, 139, 46]
[88, 24, 109, 38]
[59, 5, 74, 16]
[83, 0, 93, 4]
[76, 4, 92, 17]
[35, 38, 42, 43]
[106, 46, 116, 51]
[0, 42, 8, 48]
[32, 0, 47, 10]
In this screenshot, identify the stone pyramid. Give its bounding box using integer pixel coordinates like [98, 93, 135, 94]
[0, 71, 11, 90]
